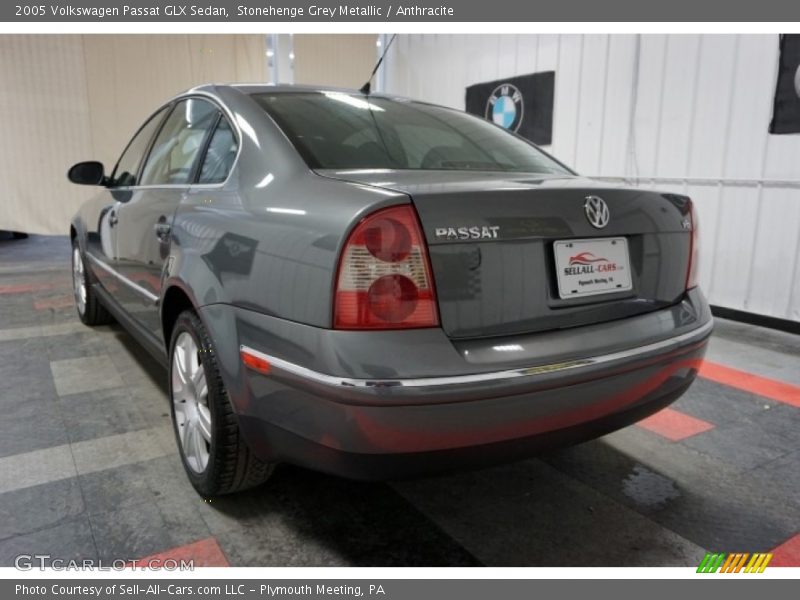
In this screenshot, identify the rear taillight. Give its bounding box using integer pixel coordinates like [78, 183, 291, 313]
[334, 204, 439, 330]
[686, 199, 700, 290]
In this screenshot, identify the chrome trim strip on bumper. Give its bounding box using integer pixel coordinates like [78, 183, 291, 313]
[240, 318, 713, 389]
[85, 253, 159, 304]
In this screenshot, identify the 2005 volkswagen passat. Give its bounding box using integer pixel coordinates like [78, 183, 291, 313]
[68, 84, 712, 495]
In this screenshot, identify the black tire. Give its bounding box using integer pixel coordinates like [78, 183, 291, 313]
[168, 309, 275, 496]
[12, 231, 28, 239]
[71, 238, 113, 326]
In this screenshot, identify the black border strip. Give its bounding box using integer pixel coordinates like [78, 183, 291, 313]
[768, 34, 785, 134]
[711, 305, 800, 336]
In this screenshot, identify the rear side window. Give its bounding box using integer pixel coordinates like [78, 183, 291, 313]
[197, 117, 237, 184]
[140, 98, 218, 186]
[111, 106, 169, 187]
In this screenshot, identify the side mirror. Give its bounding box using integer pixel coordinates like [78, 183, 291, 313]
[68, 161, 107, 186]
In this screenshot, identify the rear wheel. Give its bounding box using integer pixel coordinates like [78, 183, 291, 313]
[71, 239, 113, 326]
[169, 310, 274, 496]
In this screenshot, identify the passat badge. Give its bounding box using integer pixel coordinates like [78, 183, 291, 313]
[434, 226, 500, 241]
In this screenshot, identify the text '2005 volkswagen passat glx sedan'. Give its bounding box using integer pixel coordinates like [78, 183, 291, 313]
[68, 84, 712, 496]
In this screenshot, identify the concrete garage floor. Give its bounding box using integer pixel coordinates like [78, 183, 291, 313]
[0, 233, 798, 567]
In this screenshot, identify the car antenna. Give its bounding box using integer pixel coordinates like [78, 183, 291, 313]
[359, 34, 397, 96]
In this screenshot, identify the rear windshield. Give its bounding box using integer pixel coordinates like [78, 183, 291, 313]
[251, 92, 571, 174]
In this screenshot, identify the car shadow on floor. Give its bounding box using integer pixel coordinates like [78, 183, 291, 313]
[204, 466, 484, 566]
[107, 323, 168, 390]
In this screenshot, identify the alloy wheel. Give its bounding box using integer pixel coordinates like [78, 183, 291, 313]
[72, 246, 87, 315]
[171, 331, 211, 473]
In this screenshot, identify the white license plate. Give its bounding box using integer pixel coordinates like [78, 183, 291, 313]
[553, 237, 633, 299]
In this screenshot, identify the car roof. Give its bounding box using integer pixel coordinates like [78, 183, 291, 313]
[184, 82, 410, 102]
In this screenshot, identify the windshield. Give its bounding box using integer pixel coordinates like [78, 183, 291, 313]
[251, 92, 572, 175]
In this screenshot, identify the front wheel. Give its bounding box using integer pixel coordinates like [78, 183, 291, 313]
[168, 310, 275, 496]
[71, 239, 112, 326]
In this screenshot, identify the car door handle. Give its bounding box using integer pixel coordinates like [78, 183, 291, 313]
[154, 222, 171, 240]
[108, 212, 118, 227]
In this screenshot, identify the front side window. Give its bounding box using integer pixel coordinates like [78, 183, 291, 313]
[251, 92, 571, 174]
[139, 98, 218, 186]
[111, 107, 169, 187]
[197, 117, 237, 184]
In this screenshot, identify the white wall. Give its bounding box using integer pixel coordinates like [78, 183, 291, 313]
[0, 35, 268, 237]
[293, 34, 378, 89]
[0, 34, 379, 238]
[382, 34, 800, 323]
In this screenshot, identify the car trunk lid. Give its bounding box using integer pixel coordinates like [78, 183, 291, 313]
[318, 169, 693, 339]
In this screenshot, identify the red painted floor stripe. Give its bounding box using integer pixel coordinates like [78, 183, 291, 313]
[637, 407, 715, 441]
[700, 361, 800, 409]
[33, 295, 75, 310]
[0, 282, 61, 295]
[132, 537, 229, 568]
[771, 533, 800, 567]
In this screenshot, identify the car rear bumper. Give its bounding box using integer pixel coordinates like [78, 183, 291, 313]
[200, 289, 712, 479]
[237, 373, 697, 480]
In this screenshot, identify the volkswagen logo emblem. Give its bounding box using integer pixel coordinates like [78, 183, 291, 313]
[584, 196, 610, 229]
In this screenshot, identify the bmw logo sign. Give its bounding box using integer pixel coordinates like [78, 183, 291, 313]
[485, 83, 524, 132]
